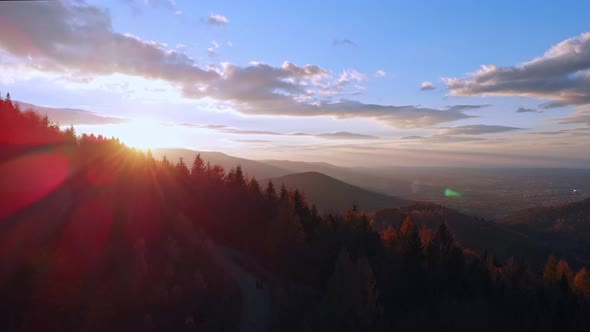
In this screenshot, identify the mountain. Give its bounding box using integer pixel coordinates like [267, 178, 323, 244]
[267, 171, 409, 213]
[15, 101, 127, 125]
[262, 159, 412, 196]
[374, 203, 549, 266]
[153, 148, 292, 180]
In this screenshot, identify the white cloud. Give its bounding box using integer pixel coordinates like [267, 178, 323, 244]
[420, 81, 435, 91]
[207, 13, 229, 26]
[444, 32, 590, 107]
[375, 70, 386, 77]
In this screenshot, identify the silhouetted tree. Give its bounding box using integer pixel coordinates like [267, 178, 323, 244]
[265, 181, 278, 201]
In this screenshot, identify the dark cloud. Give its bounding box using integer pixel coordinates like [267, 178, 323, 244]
[333, 39, 356, 47]
[516, 107, 542, 113]
[444, 32, 590, 107]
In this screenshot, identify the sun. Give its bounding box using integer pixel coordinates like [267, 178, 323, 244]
[114, 118, 179, 150]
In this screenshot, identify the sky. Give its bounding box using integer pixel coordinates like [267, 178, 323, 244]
[1, 0, 590, 167]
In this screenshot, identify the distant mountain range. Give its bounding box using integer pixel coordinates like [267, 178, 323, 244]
[154, 148, 409, 213]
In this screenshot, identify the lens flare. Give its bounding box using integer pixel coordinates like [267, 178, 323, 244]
[444, 188, 462, 197]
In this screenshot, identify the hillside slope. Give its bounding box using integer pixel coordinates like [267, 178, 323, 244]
[501, 197, 590, 266]
[374, 203, 549, 267]
[268, 171, 409, 213]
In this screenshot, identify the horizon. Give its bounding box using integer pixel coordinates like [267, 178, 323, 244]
[1, 1, 590, 167]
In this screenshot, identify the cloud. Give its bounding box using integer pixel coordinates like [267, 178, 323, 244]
[555, 110, 590, 126]
[0, 2, 218, 83]
[437, 124, 522, 135]
[444, 32, 590, 106]
[207, 13, 229, 26]
[333, 39, 356, 47]
[420, 81, 435, 91]
[400, 135, 486, 144]
[516, 107, 541, 113]
[445, 104, 490, 112]
[375, 70, 386, 77]
[180, 124, 378, 140]
[0, 1, 479, 129]
[539, 101, 568, 109]
[145, 0, 177, 10]
[314, 132, 378, 140]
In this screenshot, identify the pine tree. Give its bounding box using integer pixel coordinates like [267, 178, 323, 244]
[265, 181, 278, 201]
[234, 165, 246, 187]
[279, 184, 289, 201]
[190, 154, 205, 180]
[175, 157, 190, 179]
[248, 177, 261, 195]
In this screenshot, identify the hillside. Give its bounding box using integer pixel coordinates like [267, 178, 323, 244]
[262, 159, 412, 197]
[268, 171, 409, 213]
[501, 197, 590, 266]
[153, 148, 292, 180]
[374, 203, 549, 267]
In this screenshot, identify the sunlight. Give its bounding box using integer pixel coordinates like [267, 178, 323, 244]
[109, 118, 179, 150]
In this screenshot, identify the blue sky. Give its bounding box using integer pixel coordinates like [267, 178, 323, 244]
[1, 0, 589, 166]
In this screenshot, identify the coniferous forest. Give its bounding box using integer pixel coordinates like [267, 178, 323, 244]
[2, 94, 590, 331]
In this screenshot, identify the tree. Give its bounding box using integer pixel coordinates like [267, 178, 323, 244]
[419, 225, 434, 249]
[190, 154, 205, 180]
[175, 158, 190, 180]
[279, 184, 289, 201]
[265, 181, 278, 201]
[64, 125, 77, 144]
[248, 177, 261, 196]
[381, 225, 398, 249]
[574, 268, 590, 298]
[318, 249, 380, 332]
[399, 216, 422, 266]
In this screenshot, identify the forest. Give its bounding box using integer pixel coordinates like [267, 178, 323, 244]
[2, 93, 590, 331]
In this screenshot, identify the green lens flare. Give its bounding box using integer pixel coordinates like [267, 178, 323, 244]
[444, 188, 462, 197]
